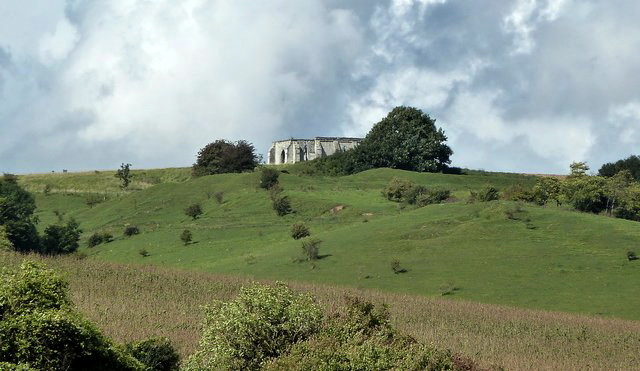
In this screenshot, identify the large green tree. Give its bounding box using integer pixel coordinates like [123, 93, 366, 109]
[192, 140, 259, 176]
[357, 106, 453, 172]
[0, 175, 39, 252]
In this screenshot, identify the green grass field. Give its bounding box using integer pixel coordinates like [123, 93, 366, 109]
[19, 167, 640, 320]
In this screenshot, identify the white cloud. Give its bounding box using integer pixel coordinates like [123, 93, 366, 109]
[38, 18, 79, 64]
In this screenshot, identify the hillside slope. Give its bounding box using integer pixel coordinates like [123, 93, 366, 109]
[20, 168, 640, 319]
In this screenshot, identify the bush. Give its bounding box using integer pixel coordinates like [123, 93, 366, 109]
[290, 222, 310, 240]
[86, 193, 106, 208]
[184, 204, 203, 220]
[87, 232, 114, 248]
[259, 167, 280, 190]
[213, 191, 224, 204]
[125, 337, 180, 371]
[41, 219, 82, 255]
[124, 225, 140, 237]
[469, 186, 500, 202]
[43, 184, 52, 196]
[301, 238, 321, 260]
[0, 226, 13, 251]
[0, 262, 142, 370]
[264, 297, 455, 370]
[180, 229, 193, 245]
[115, 163, 132, 189]
[192, 139, 259, 176]
[502, 184, 536, 203]
[391, 259, 407, 274]
[415, 188, 451, 207]
[382, 177, 416, 202]
[0, 176, 39, 253]
[138, 248, 150, 257]
[272, 195, 292, 216]
[183, 283, 323, 370]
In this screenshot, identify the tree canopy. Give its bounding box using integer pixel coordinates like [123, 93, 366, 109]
[357, 106, 453, 172]
[192, 140, 259, 176]
[0, 175, 39, 252]
[598, 155, 640, 180]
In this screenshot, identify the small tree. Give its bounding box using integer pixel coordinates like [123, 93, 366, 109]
[185, 204, 203, 220]
[192, 140, 259, 176]
[181, 229, 193, 245]
[125, 337, 180, 371]
[301, 238, 321, 260]
[116, 163, 132, 189]
[124, 225, 140, 237]
[260, 167, 280, 190]
[41, 219, 82, 255]
[0, 225, 13, 251]
[290, 223, 310, 240]
[272, 196, 292, 216]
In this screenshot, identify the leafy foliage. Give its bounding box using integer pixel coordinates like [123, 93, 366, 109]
[192, 139, 259, 177]
[0, 226, 13, 251]
[41, 219, 82, 255]
[184, 204, 203, 220]
[116, 163, 132, 189]
[125, 337, 180, 371]
[0, 262, 142, 370]
[272, 195, 292, 216]
[88, 232, 114, 248]
[290, 222, 310, 240]
[382, 178, 450, 206]
[598, 155, 640, 180]
[0, 176, 39, 253]
[124, 225, 140, 237]
[183, 283, 323, 370]
[180, 229, 193, 245]
[469, 186, 500, 202]
[357, 106, 453, 172]
[301, 238, 322, 260]
[264, 297, 455, 370]
[259, 167, 280, 190]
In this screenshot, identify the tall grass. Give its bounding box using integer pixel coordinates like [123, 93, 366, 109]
[2, 252, 638, 370]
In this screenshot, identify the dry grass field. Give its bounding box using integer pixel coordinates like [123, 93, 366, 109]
[2, 252, 638, 370]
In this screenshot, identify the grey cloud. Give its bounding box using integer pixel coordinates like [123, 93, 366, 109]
[1, 0, 640, 174]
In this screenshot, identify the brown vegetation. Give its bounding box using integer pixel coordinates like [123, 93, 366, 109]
[1, 252, 639, 370]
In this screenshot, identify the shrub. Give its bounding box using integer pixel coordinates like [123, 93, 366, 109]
[87, 232, 114, 248]
[628, 251, 638, 261]
[502, 184, 536, 203]
[259, 167, 280, 190]
[86, 193, 106, 208]
[180, 229, 193, 245]
[183, 283, 323, 370]
[125, 337, 180, 371]
[290, 222, 310, 240]
[43, 184, 52, 196]
[403, 184, 428, 204]
[264, 297, 455, 370]
[184, 204, 203, 220]
[0, 226, 13, 251]
[192, 139, 259, 176]
[0, 176, 39, 253]
[382, 177, 415, 202]
[41, 219, 82, 255]
[0, 262, 142, 370]
[301, 238, 322, 260]
[138, 248, 150, 257]
[415, 188, 451, 207]
[272, 195, 292, 216]
[391, 259, 407, 274]
[469, 186, 500, 202]
[124, 225, 140, 237]
[115, 163, 132, 189]
[213, 191, 224, 204]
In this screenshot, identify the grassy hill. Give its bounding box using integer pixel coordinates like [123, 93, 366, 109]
[18, 167, 640, 320]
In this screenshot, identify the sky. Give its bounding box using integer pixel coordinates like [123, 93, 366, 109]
[1, 0, 639, 174]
